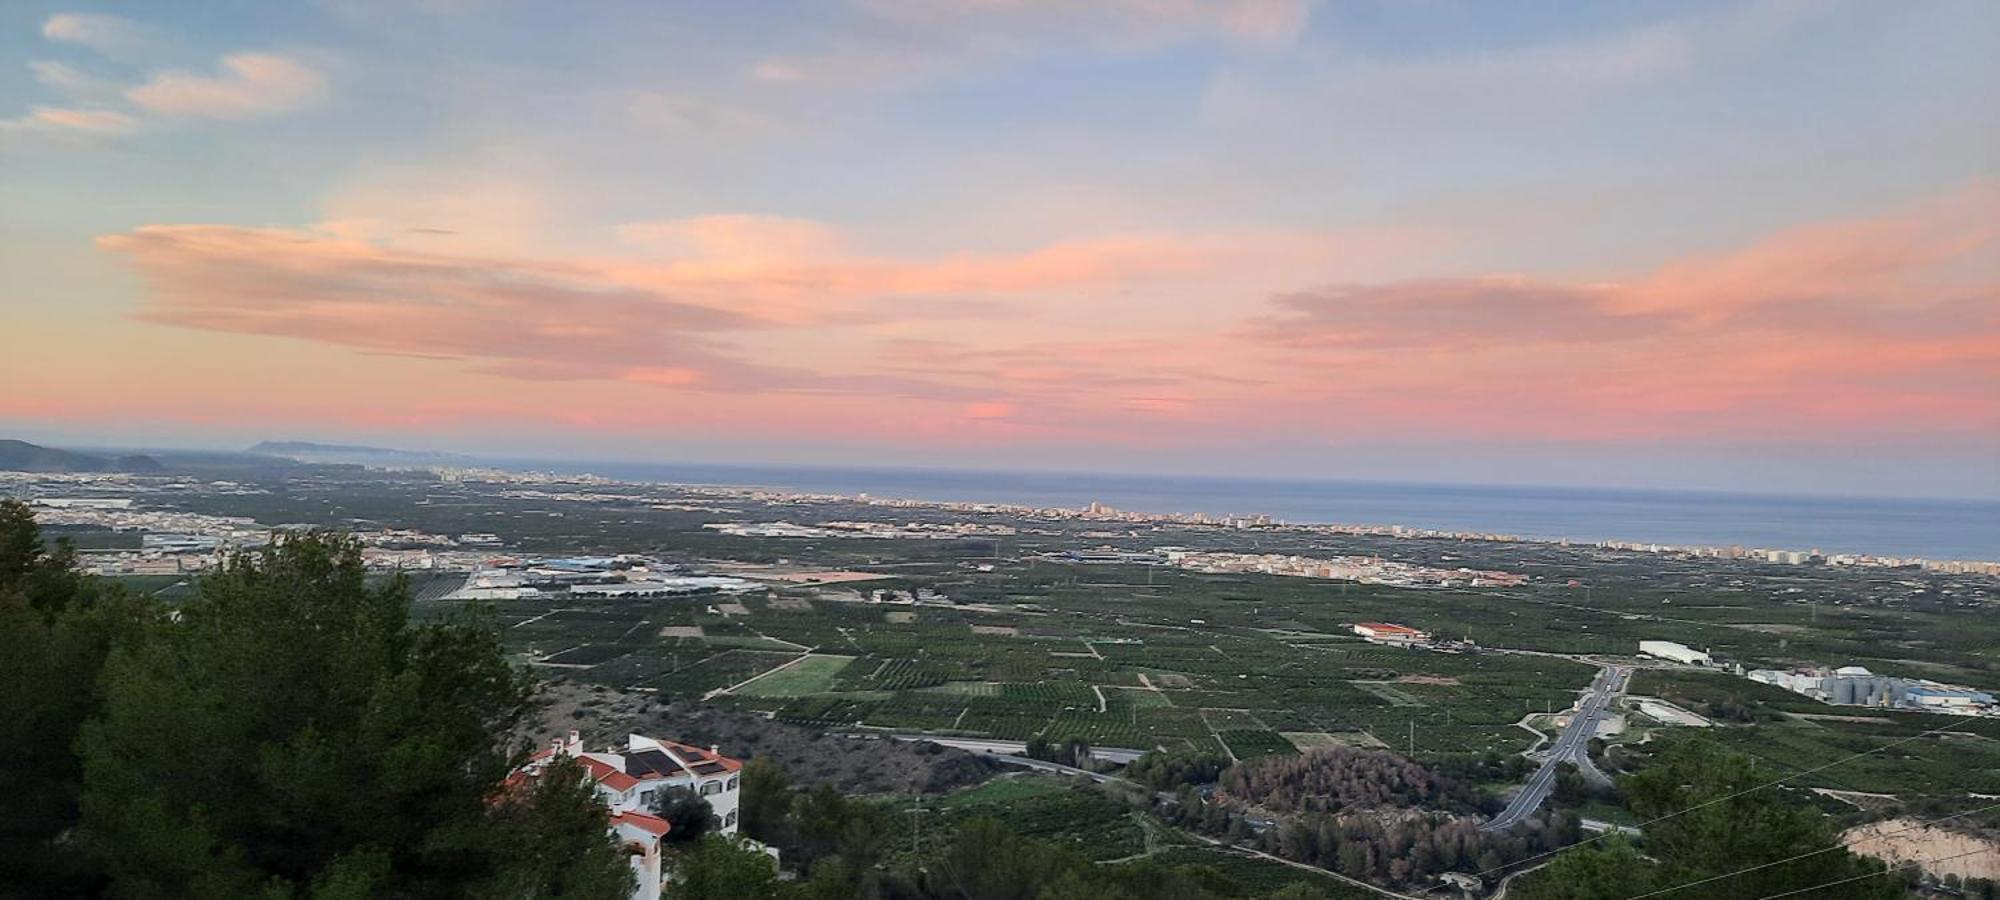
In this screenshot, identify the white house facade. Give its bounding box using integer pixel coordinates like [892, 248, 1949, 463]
[512, 730, 746, 900]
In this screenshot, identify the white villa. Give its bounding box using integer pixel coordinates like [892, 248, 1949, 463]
[511, 731, 745, 900]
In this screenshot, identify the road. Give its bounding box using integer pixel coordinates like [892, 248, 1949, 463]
[1483, 664, 1629, 832]
[866, 732, 1147, 764]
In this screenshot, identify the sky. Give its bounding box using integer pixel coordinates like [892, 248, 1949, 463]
[1, 0, 1996, 498]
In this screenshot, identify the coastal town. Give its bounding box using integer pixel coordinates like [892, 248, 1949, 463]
[8, 465, 1999, 584]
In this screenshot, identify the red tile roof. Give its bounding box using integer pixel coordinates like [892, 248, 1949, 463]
[580, 755, 641, 791]
[612, 810, 672, 837]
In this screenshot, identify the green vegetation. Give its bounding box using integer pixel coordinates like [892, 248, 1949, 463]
[17, 461, 1999, 897]
[728, 756, 1346, 899]
[1514, 741, 1904, 900]
[0, 502, 633, 898]
[1126, 749, 1232, 791]
[0, 502, 150, 893]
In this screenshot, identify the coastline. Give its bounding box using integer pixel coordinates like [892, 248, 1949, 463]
[442, 463, 2000, 576]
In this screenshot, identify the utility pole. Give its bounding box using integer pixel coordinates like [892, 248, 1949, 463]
[1408, 720, 1415, 758]
[908, 805, 928, 858]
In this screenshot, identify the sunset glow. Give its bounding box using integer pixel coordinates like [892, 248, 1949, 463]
[3, 1, 1995, 495]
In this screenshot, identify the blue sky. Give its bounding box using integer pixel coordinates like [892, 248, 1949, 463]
[3, 1, 1996, 498]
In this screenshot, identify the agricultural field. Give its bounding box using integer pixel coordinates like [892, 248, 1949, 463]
[399, 511, 1996, 784]
[125, 468, 1998, 813]
[735, 654, 856, 697]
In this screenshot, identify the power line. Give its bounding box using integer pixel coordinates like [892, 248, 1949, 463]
[1754, 846, 1993, 900]
[1476, 714, 1982, 878]
[1619, 800, 2000, 899]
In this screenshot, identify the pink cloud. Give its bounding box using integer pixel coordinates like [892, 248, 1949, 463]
[1239, 183, 2000, 442]
[1, 104, 138, 135]
[99, 216, 1368, 381]
[1256, 277, 1667, 348]
[42, 13, 144, 53]
[126, 52, 327, 119]
[87, 184, 1997, 451]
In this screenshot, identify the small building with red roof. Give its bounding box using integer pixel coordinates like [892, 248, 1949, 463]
[1352, 622, 1430, 646]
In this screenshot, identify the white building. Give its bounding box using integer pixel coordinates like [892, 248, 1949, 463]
[1353, 622, 1429, 646]
[1749, 669, 1825, 696]
[511, 731, 745, 900]
[1905, 683, 1995, 710]
[1639, 640, 1711, 666]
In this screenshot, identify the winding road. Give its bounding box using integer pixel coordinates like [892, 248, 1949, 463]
[1484, 664, 1629, 832]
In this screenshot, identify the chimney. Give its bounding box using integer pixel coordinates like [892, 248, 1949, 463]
[710, 745, 720, 756]
[566, 730, 583, 755]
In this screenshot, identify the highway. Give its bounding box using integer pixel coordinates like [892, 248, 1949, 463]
[1483, 664, 1630, 832]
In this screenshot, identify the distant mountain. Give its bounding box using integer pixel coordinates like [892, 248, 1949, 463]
[0, 439, 163, 474]
[248, 440, 467, 465]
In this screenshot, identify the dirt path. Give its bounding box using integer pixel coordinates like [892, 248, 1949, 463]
[1182, 832, 1425, 899]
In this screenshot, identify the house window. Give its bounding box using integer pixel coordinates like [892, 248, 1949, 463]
[726, 775, 739, 791]
[700, 781, 721, 797]
[639, 790, 656, 806]
[725, 811, 738, 827]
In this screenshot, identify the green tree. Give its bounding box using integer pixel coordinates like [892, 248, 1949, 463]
[924, 817, 1083, 900]
[672, 835, 786, 900]
[738, 757, 795, 844]
[789, 781, 885, 871]
[653, 785, 717, 843]
[1512, 836, 1660, 900]
[75, 532, 631, 898]
[478, 756, 635, 899]
[0, 500, 147, 896]
[1126, 749, 1230, 791]
[1623, 740, 1899, 898]
[1515, 739, 1903, 899]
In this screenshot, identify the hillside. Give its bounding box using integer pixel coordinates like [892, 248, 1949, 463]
[0, 439, 161, 474]
[248, 440, 465, 465]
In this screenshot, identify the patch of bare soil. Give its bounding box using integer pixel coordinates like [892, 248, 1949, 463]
[519, 679, 1003, 796]
[1842, 819, 2000, 882]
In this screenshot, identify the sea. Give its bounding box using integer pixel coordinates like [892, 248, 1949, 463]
[490, 460, 2000, 563]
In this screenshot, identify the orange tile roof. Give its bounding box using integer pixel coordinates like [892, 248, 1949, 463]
[580, 755, 641, 791]
[612, 810, 672, 837]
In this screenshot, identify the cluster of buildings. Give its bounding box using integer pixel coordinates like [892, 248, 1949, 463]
[506, 731, 753, 900]
[22, 496, 273, 575]
[1164, 549, 1529, 588]
[1747, 665, 1996, 715]
[661, 483, 2000, 580]
[25, 495, 516, 576]
[704, 519, 1018, 540]
[1598, 540, 1999, 576]
[1635, 639, 1997, 718]
[445, 556, 761, 601]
